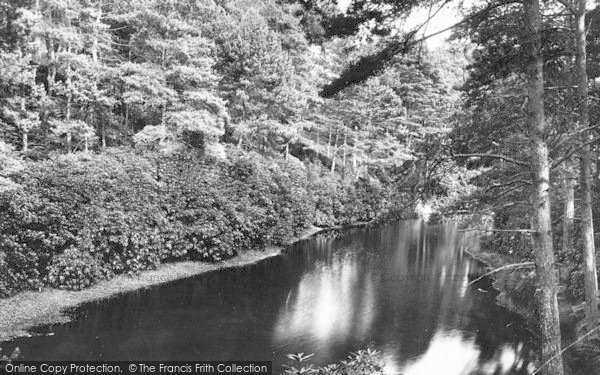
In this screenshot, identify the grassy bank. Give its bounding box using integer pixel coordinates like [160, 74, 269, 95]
[0, 148, 394, 298]
[0, 226, 331, 342]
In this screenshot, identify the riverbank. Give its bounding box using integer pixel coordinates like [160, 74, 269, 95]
[0, 225, 338, 342]
[459, 229, 596, 375]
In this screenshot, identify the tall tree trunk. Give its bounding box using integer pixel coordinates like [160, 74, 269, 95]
[33, 0, 42, 61]
[525, 0, 564, 373]
[66, 132, 72, 153]
[101, 122, 106, 150]
[342, 131, 347, 178]
[91, 1, 102, 63]
[45, 38, 56, 95]
[19, 98, 29, 152]
[560, 163, 575, 286]
[326, 129, 332, 158]
[65, 52, 72, 153]
[285, 142, 289, 160]
[331, 132, 338, 173]
[125, 103, 130, 133]
[561, 163, 575, 261]
[575, 0, 599, 331]
[22, 132, 28, 153]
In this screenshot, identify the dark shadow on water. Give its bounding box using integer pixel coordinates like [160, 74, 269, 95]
[5, 221, 535, 374]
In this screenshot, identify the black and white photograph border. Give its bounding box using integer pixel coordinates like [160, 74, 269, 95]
[0, 0, 598, 374]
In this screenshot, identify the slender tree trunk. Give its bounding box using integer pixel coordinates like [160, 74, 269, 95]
[19, 98, 29, 152]
[331, 132, 338, 173]
[125, 104, 130, 133]
[326, 129, 332, 158]
[342, 131, 347, 178]
[559, 162, 575, 286]
[66, 132, 72, 153]
[46, 38, 56, 95]
[161, 47, 167, 125]
[285, 142, 289, 160]
[66, 92, 72, 153]
[575, 0, 600, 331]
[33, 0, 42, 61]
[524, 0, 564, 373]
[22, 132, 28, 152]
[65, 51, 73, 153]
[561, 163, 575, 259]
[91, 1, 102, 63]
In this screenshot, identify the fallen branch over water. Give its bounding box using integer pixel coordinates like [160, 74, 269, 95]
[467, 262, 535, 286]
[459, 228, 536, 233]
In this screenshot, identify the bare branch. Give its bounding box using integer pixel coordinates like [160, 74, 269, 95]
[551, 135, 600, 169]
[453, 153, 528, 167]
[486, 178, 532, 191]
[459, 228, 536, 233]
[554, 0, 576, 14]
[467, 262, 535, 286]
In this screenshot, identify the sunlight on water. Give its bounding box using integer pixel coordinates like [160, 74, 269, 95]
[8, 221, 534, 372]
[400, 330, 480, 375]
[272, 222, 533, 373]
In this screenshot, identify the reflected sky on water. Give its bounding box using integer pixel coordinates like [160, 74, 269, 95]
[6, 221, 535, 374]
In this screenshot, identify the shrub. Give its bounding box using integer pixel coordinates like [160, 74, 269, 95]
[0, 146, 392, 296]
[45, 247, 111, 290]
[282, 349, 383, 375]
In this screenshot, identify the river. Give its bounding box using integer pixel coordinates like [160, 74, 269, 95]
[5, 221, 535, 374]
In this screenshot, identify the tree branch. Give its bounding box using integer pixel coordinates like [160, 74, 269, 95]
[486, 178, 532, 191]
[459, 228, 536, 233]
[320, 0, 521, 97]
[551, 135, 600, 169]
[467, 262, 535, 286]
[453, 153, 528, 167]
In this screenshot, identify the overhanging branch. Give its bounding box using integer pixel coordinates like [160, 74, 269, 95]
[453, 153, 528, 167]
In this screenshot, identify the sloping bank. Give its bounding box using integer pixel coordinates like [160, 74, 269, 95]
[0, 224, 367, 342]
[0, 149, 391, 341]
[458, 228, 594, 375]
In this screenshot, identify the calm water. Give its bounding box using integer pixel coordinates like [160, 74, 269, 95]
[6, 221, 536, 374]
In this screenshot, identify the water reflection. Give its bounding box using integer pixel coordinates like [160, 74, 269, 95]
[273, 221, 534, 374]
[5, 221, 535, 374]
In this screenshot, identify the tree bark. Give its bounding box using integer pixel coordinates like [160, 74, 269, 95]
[561, 163, 574, 257]
[285, 142, 289, 160]
[524, 0, 564, 373]
[575, 0, 599, 331]
[101, 122, 106, 150]
[22, 132, 28, 153]
[45, 37, 56, 95]
[331, 132, 338, 173]
[342, 131, 347, 178]
[91, 1, 102, 63]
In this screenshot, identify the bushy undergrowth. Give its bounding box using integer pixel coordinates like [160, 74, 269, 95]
[0, 147, 388, 296]
[45, 247, 112, 290]
[282, 349, 383, 375]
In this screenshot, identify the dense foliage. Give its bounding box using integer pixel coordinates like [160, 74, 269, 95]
[0, 0, 470, 296]
[0, 146, 394, 296]
[281, 350, 383, 375]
